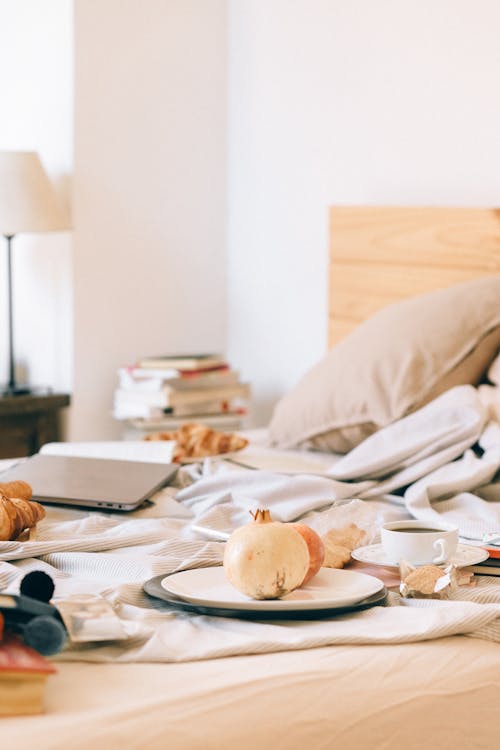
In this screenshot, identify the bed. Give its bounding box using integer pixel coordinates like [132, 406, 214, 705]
[3, 207, 500, 750]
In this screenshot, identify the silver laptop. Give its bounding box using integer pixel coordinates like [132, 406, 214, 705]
[0, 454, 178, 511]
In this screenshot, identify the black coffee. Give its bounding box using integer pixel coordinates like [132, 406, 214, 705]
[394, 528, 443, 534]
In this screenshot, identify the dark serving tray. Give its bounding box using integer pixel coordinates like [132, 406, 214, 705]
[143, 574, 388, 621]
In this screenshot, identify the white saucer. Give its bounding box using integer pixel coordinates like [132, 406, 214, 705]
[351, 542, 489, 569]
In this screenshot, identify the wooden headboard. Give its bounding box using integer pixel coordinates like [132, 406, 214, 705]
[328, 206, 500, 348]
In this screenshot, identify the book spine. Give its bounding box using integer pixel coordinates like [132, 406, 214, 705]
[128, 412, 246, 430]
[122, 417, 246, 440]
[119, 368, 238, 392]
[117, 375, 167, 392]
[468, 565, 500, 576]
[113, 390, 168, 406]
[164, 399, 247, 417]
[165, 383, 250, 407]
[164, 370, 239, 391]
[138, 357, 227, 371]
[0, 635, 56, 674]
[119, 366, 180, 380]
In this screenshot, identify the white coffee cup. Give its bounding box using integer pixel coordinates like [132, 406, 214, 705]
[381, 520, 459, 565]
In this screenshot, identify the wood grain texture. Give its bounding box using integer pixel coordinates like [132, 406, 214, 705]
[328, 206, 500, 347]
[0, 394, 70, 458]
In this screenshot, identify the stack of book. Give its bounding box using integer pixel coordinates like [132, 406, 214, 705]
[0, 634, 57, 716]
[113, 353, 251, 432]
[467, 543, 500, 576]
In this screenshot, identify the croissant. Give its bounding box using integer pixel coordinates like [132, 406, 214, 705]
[0, 494, 46, 541]
[144, 430, 177, 442]
[145, 422, 248, 461]
[0, 480, 33, 501]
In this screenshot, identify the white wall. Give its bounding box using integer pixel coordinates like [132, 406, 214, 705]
[4, 1, 500, 437]
[227, 0, 500, 425]
[71, 0, 228, 439]
[0, 1, 73, 393]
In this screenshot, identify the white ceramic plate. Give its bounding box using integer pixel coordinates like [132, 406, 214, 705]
[160, 566, 385, 612]
[351, 542, 489, 568]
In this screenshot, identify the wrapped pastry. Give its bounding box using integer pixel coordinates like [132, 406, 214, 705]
[321, 523, 368, 568]
[305, 500, 377, 569]
[322, 540, 352, 569]
[399, 560, 459, 599]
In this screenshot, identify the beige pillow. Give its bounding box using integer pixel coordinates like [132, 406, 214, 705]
[269, 276, 500, 453]
[488, 351, 500, 385]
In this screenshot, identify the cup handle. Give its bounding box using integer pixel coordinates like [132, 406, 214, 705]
[432, 538, 447, 564]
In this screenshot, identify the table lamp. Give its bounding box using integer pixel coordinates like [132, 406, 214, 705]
[0, 151, 68, 396]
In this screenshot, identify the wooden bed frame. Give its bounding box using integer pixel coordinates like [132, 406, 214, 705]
[328, 206, 500, 347]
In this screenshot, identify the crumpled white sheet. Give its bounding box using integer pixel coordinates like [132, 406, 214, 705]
[1, 383, 500, 663]
[327, 385, 486, 481]
[178, 385, 500, 542]
[53, 582, 500, 662]
[177, 466, 375, 523]
[405, 445, 500, 539]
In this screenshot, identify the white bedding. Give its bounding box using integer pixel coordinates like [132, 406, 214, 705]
[2, 383, 500, 748]
[4, 638, 500, 750]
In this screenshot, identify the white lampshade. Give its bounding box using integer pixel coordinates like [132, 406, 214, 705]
[0, 151, 68, 236]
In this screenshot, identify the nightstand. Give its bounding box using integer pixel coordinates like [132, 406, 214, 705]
[0, 393, 71, 458]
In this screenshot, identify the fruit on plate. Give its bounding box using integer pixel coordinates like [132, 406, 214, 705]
[293, 523, 325, 584]
[223, 509, 313, 599]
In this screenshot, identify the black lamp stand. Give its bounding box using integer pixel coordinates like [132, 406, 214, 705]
[1, 234, 31, 397]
